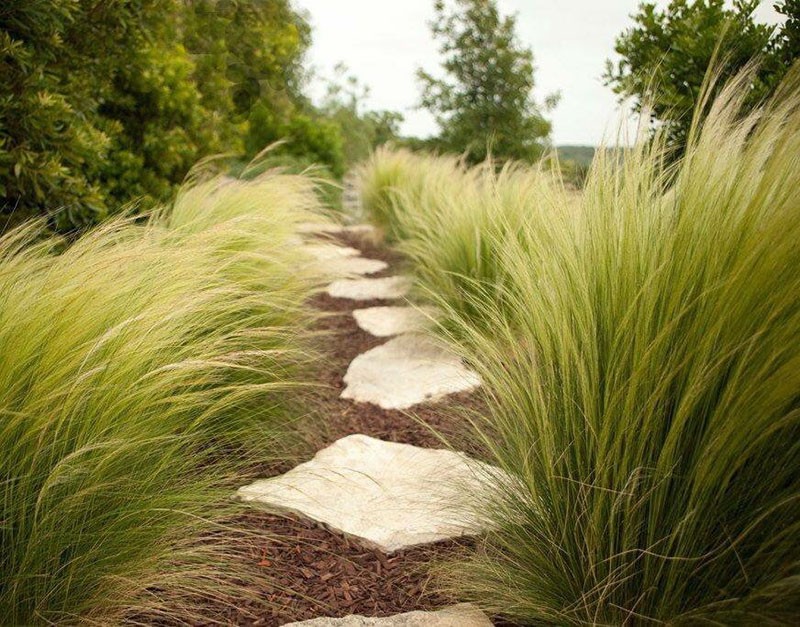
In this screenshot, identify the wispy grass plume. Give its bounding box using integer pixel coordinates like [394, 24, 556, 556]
[0, 172, 327, 624]
[360, 70, 800, 624]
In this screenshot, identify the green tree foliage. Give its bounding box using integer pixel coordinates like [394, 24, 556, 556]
[0, 0, 343, 231]
[0, 0, 158, 230]
[319, 63, 403, 166]
[417, 0, 557, 164]
[772, 1, 800, 73]
[605, 0, 798, 149]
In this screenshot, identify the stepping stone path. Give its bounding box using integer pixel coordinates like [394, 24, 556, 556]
[239, 218, 493, 624]
[341, 334, 482, 410]
[352, 306, 433, 337]
[284, 603, 492, 626]
[327, 276, 412, 300]
[238, 434, 499, 553]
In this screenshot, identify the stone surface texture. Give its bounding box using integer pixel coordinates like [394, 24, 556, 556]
[327, 256, 388, 276]
[297, 222, 342, 234]
[341, 334, 481, 409]
[327, 276, 411, 301]
[352, 306, 433, 337]
[303, 244, 361, 261]
[283, 604, 492, 626]
[237, 434, 497, 553]
[298, 222, 378, 238]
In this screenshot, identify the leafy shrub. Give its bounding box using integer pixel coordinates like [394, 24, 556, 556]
[0, 0, 120, 230]
[360, 70, 800, 624]
[605, 0, 799, 150]
[245, 106, 346, 179]
[0, 0, 343, 232]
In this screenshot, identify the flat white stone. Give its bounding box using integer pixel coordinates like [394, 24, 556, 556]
[284, 604, 492, 626]
[327, 256, 388, 277]
[303, 244, 361, 261]
[237, 435, 499, 553]
[327, 276, 411, 301]
[297, 221, 343, 234]
[298, 222, 378, 238]
[340, 224, 378, 237]
[352, 306, 433, 337]
[341, 334, 481, 409]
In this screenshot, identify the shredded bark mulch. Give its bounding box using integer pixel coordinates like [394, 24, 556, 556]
[211, 513, 473, 626]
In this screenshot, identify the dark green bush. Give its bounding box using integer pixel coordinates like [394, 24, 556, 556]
[0, 0, 345, 232]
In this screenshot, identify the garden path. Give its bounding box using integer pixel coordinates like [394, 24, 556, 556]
[223, 183, 498, 625]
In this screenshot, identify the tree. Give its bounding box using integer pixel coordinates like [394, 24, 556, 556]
[417, 0, 557, 164]
[318, 63, 403, 166]
[604, 0, 798, 150]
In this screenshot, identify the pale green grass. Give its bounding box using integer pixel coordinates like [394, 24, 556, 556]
[359, 71, 800, 624]
[0, 172, 327, 624]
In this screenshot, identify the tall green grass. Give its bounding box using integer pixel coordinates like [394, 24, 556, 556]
[359, 71, 800, 623]
[0, 171, 326, 624]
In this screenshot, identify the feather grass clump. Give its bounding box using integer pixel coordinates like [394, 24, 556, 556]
[0, 171, 326, 624]
[359, 70, 800, 624]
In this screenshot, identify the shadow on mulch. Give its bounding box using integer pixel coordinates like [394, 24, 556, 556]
[185, 229, 501, 626]
[210, 513, 474, 626]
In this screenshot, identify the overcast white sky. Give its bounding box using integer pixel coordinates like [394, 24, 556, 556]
[293, 1, 783, 146]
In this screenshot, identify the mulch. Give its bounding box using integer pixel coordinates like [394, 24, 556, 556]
[190, 228, 492, 626]
[211, 513, 474, 626]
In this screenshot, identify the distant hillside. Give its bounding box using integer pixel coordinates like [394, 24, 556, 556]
[554, 145, 596, 167]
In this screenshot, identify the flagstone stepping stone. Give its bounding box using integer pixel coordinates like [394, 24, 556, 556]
[237, 434, 501, 553]
[298, 222, 378, 238]
[298, 221, 343, 234]
[304, 244, 361, 260]
[340, 224, 378, 237]
[327, 256, 388, 276]
[341, 334, 481, 410]
[352, 306, 434, 337]
[284, 604, 492, 626]
[327, 276, 411, 301]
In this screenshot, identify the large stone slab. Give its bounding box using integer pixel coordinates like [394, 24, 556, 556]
[352, 306, 433, 337]
[341, 334, 481, 409]
[327, 276, 411, 301]
[237, 434, 498, 553]
[284, 604, 492, 626]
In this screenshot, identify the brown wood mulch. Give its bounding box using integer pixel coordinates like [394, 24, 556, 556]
[195, 229, 490, 626]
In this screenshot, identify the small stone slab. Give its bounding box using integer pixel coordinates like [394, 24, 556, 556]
[327, 256, 388, 276]
[341, 334, 481, 409]
[340, 224, 378, 237]
[284, 604, 492, 626]
[327, 276, 411, 301]
[352, 306, 433, 337]
[237, 434, 498, 553]
[303, 244, 361, 261]
[298, 222, 378, 238]
[297, 221, 343, 234]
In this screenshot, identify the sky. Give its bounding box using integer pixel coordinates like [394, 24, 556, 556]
[293, 1, 783, 146]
